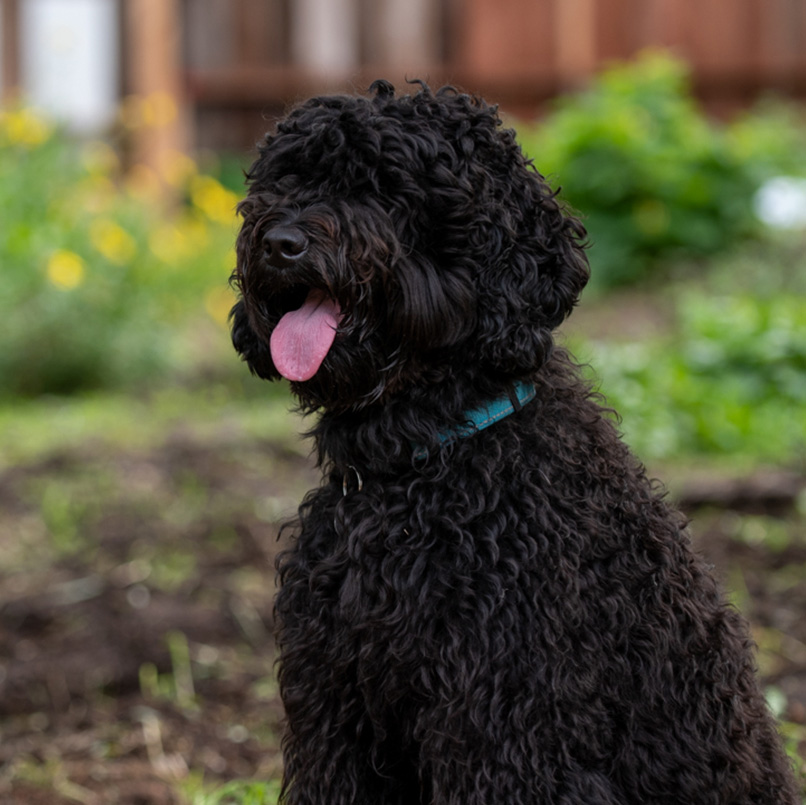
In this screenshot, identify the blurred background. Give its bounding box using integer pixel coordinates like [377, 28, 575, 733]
[0, 1, 805, 803]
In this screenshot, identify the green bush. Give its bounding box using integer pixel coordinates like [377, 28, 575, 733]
[728, 97, 806, 183]
[582, 292, 806, 462]
[0, 105, 238, 398]
[518, 52, 803, 290]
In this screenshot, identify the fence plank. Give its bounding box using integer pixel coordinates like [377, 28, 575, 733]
[596, 0, 689, 62]
[370, 0, 440, 70]
[635, 0, 690, 52]
[184, 0, 234, 70]
[554, 0, 597, 86]
[759, 0, 806, 78]
[457, 0, 554, 80]
[125, 0, 188, 184]
[686, 0, 757, 74]
[291, 0, 359, 73]
[237, 0, 287, 66]
[1, 0, 20, 101]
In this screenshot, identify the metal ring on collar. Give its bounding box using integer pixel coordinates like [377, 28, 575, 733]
[342, 465, 363, 496]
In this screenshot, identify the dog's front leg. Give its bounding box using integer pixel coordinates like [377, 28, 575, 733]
[279, 667, 396, 805]
[413, 696, 626, 804]
[277, 604, 402, 803]
[405, 622, 629, 805]
[275, 515, 412, 804]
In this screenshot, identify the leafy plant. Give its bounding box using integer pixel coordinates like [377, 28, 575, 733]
[518, 52, 803, 289]
[580, 291, 806, 462]
[727, 98, 806, 183]
[0, 104, 239, 398]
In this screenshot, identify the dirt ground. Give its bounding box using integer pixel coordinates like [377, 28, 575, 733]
[0, 425, 804, 803]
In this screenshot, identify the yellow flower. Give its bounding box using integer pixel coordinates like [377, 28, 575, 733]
[46, 250, 86, 290]
[78, 175, 117, 213]
[90, 219, 137, 264]
[142, 92, 178, 128]
[204, 285, 236, 327]
[190, 176, 240, 224]
[158, 149, 198, 188]
[81, 140, 120, 177]
[149, 223, 187, 263]
[119, 92, 178, 130]
[149, 217, 208, 264]
[1, 107, 52, 148]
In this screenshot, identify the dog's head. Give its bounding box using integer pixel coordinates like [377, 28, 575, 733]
[231, 80, 589, 413]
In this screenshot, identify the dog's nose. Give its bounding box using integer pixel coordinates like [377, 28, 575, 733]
[264, 226, 308, 267]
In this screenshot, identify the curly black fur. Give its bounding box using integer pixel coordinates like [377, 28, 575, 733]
[231, 81, 799, 804]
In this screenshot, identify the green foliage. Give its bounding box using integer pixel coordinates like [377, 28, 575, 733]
[0, 105, 238, 398]
[188, 779, 281, 805]
[728, 98, 806, 182]
[519, 52, 803, 289]
[581, 291, 806, 462]
[766, 689, 806, 790]
[681, 294, 806, 402]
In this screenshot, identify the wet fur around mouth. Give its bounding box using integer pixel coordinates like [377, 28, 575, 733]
[229, 80, 800, 804]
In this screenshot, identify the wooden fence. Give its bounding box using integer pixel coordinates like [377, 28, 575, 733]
[3, 0, 805, 165]
[182, 0, 806, 151]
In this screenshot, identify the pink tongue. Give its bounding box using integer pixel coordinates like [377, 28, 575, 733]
[270, 289, 341, 381]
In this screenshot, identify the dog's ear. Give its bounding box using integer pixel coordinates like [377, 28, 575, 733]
[387, 256, 476, 353]
[476, 198, 589, 375]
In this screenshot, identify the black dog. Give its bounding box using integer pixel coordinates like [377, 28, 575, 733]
[231, 81, 798, 804]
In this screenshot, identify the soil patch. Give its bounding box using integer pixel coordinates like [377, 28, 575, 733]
[1, 431, 804, 802]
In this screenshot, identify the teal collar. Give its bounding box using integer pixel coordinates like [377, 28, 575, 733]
[413, 381, 537, 461]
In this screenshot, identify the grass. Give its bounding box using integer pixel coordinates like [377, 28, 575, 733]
[0, 379, 304, 470]
[185, 779, 282, 805]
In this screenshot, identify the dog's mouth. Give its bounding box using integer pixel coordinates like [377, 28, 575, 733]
[269, 284, 342, 382]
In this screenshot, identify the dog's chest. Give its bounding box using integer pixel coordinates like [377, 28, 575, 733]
[297, 473, 556, 637]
